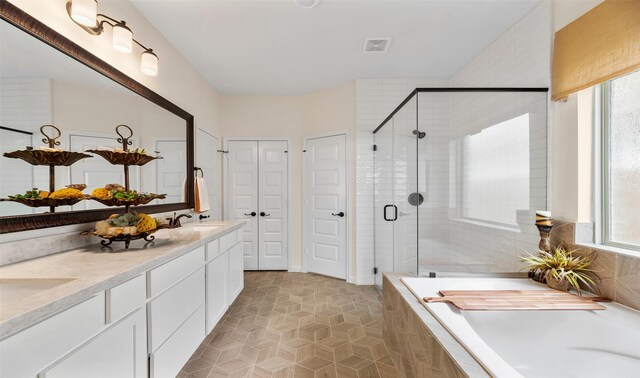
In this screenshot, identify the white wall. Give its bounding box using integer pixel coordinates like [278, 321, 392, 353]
[218, 82, 356, 275]
[445, 1, 551, 274]
[355, 1, 552, 284]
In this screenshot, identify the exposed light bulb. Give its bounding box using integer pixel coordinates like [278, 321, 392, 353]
[71, 0, 98, 27]
[112, 22, 133, 54]
[141, 49, 158, 76]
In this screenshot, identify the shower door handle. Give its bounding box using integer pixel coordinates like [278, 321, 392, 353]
[383, 205, 392, 221]
[383, 205, 398, 221]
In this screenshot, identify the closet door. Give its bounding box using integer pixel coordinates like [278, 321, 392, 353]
[257, 141, 288, 270]
[304, 134, 347, 280]
[228, 141, 259, 270]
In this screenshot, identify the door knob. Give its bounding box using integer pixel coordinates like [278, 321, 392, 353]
[244, 212, 257, 217]
[332, 212, 345, 217]
[260, 212, 270, 217]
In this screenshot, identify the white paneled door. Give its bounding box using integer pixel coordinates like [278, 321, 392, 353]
[228, 141, 260, 269]
[304, 134, 347, 280]
[258, 141, 288, 270]
[156, 140, 187, 204]
[227, 140, 288, 270]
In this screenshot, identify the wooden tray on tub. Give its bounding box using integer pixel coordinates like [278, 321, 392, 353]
[423, 290, 608, 311]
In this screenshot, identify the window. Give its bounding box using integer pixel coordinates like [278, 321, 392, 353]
[461, 113, 530, 226]
[601, 70, 640, 251]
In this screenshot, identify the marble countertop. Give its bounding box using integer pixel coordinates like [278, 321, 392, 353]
[0, 220, 245, 339]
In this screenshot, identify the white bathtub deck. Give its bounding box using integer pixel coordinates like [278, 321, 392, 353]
[401, 277, 640, 378]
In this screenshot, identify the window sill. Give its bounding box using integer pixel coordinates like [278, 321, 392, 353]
[574, 242, 640, 259]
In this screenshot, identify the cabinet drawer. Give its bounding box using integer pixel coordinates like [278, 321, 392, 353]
[107, 274, 146, 323]
[219, 230, 237, 252]
[40, 309, 147, 378]
[148, 268, 205, 352]
[0, 293, 105, 378]
[148, 246, 204, 297]
[205, 238, 220, 261]
[150, 305, 205, 378]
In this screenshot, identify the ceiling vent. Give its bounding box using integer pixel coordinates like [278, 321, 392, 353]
[363, 38, 391, 53]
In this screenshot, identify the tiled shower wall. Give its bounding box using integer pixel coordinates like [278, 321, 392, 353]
[443, 91, 548, 273]
[355, 2, 551, 284]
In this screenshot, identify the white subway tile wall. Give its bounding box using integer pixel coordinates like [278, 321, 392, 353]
[355, 2, 551, 284]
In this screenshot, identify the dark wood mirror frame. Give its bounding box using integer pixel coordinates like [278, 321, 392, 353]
[0, 2, 195, 234]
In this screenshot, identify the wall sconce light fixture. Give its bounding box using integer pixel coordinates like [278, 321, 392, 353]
[66, 0, 159, 76]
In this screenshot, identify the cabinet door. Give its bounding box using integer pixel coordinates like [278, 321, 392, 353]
[206, 251, 228, 333]
[150, 305, 205, 378]
[40, 309, 146, 378]
[227, 242, 244, 303]
[257, 140, 288, 270]
[0, 293, 105, 378]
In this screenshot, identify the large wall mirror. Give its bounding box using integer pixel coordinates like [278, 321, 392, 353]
[0, 3, 194, 233]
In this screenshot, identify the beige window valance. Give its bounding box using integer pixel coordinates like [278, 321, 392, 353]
[552, 0, 640, 101]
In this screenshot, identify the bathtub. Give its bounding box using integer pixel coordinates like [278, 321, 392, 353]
[401, 277, 640, 378]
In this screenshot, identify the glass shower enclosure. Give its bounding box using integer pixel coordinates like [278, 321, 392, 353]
[373, 88, 548, 289]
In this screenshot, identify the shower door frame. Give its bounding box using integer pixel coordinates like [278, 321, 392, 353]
[372, 87, 549, 290]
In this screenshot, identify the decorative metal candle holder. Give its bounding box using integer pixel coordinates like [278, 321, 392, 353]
[531, 211, 554, 283]
[536, 223, 553, 253]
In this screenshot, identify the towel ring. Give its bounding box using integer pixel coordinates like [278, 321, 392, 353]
[194, 167, 204, 177]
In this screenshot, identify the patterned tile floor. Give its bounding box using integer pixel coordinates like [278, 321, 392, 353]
[178, 271, 399, 378]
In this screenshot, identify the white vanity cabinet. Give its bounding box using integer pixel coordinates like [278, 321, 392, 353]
[0, 274, 147, 378]
[0, 225, 245, 378]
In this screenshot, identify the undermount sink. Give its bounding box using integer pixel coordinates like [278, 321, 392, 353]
[0, 278, 76, 304]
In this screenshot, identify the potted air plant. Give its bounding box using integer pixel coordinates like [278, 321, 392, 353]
[521, 246, 598, 295]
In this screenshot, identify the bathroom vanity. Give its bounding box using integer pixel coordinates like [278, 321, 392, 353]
[0, 221, 245, 378]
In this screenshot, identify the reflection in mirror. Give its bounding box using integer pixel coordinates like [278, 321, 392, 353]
[0, 19, 187, 218]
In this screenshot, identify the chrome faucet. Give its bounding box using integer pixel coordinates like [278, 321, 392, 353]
[166, 212, 192, 228]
